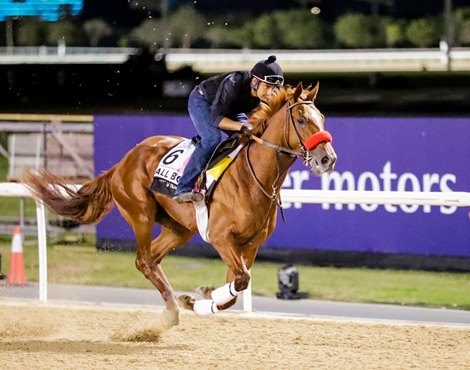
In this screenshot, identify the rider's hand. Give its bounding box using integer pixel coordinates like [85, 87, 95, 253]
[240, 122, 253, 135]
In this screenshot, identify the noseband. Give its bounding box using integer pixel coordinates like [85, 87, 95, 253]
[250, 99, 333, 166]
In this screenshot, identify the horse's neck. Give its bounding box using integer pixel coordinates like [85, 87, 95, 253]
[243, 103, 295, 192]
[260, 103, 289, 147]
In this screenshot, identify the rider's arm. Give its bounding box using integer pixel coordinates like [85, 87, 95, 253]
[218, 117, 245, 131]
[210, 73, 252, 132]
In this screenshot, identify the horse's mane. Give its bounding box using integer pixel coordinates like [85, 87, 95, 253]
[250, 86, 293, 136]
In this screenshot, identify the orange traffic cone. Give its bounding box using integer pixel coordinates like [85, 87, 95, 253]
[6, 226, 27, 286]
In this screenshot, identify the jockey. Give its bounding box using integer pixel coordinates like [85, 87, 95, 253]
[173, 55, 284, 203]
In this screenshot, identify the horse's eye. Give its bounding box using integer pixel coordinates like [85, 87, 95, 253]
[298, 117, 305, 126]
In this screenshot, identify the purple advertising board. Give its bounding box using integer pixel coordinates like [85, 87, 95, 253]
[94, 115, 470, 259]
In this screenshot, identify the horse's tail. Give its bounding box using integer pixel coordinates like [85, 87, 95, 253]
[23, 167, 116, 224]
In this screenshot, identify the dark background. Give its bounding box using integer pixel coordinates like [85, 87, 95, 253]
[2, 63, 469, 117]
[1, 0, 470, 116]
[81, 0, 470, 25]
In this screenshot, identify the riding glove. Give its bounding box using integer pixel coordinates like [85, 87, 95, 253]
[240, 122, 253, 135]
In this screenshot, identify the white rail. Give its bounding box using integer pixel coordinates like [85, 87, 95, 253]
[1, 182, 469, 309]
[0, 47, 140, 65]
[280, 189, 470, 207]
[2, 47, 470, 72]
[164, 48, 470, 73]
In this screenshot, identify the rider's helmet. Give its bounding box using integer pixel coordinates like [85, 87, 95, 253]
[251, 55, 284, 87]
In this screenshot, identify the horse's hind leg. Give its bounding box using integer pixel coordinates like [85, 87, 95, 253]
[146, 225, 193, 325]
[114, 196, 192, 327]
[133, 223, 193, 327]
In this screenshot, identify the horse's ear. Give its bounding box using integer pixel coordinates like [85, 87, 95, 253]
[293, 82, 303, 101]
[307, 81, 320, 101]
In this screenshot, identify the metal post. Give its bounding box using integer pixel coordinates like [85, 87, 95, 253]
[243, 269, 253, 312]
[35, 200, 48, 302]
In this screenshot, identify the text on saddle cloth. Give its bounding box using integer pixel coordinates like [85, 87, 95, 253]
[150, 139, 195, 197]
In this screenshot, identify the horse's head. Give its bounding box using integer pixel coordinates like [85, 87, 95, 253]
[286, 82, 337, 175]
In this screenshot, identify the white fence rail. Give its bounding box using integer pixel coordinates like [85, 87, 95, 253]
[281, 189, 470, 207]
[164, 48, 470, 73]
[2, 47, 470, 72]
[1, 182, 469, 310]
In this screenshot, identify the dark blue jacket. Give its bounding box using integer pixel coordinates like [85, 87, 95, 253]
[199, 71, 260, 127]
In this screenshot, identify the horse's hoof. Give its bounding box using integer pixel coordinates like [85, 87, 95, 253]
[178, 294, 195, 311]
[162, 308, 180, 328]
[195, 285, 215, 299]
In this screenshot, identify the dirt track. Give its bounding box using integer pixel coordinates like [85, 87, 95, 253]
[1, 300, 469, 370]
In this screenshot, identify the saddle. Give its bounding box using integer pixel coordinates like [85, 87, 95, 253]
[150, 135, 245, 204]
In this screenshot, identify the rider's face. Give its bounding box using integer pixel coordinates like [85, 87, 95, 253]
[254, 81, 279, 103]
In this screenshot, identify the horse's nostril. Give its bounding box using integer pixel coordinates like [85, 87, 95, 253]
[321, 156, 330, 165]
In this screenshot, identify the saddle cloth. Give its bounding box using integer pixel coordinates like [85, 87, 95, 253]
[150, 139, 196, 197]
[150, 136, 245, 242]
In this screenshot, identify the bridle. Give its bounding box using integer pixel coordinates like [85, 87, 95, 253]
[241, 97, 333, 246]
[250, 99, 332, 166]
[246, 98, 333, 189]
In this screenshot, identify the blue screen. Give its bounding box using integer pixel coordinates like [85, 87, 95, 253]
[0, 0, 83, 21]
[94, 115, 470, 257]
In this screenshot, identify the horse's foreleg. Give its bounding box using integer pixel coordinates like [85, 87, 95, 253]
[179, 245, 258, 315]
[180, 279, 245, 315]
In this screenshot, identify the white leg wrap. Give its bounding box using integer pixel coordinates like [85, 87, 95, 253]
[193, 299, 219, 316]
[211, 282, 242, 306]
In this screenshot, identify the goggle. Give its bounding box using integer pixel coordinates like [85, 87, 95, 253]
[258, 75, 284, 87]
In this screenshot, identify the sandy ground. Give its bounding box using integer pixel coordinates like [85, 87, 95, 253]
[0, 300, 469, 370]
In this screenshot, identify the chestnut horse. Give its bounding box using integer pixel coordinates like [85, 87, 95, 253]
[24, 82, 336, 327]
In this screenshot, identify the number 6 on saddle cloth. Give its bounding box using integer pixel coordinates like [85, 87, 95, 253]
[150, 136, 244, 242]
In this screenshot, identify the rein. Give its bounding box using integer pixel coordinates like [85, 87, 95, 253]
[250, 135, 299, 157]
[241, 146, 286, 247]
